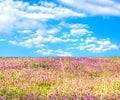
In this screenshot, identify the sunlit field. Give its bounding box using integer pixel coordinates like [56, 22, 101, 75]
[0, 57, 120, 100]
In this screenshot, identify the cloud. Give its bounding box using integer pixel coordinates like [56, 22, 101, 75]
[0, 0, 119, 56]
[46, 28, 60, 34]
[9, 33, 78, 48]
[0, 0, 85, 50]
[36, 49, 54, 56]
[55, 49, 72, 56]
[79, 38, 119, 53]
[59, 22, 88, 29]
[18, 30, 32, 34]
[85, 37, 97, 44]
[36, 49, 72, 56]
[70, 29, 92, 36]
[0, 39, 6, 42]
[27, 1, 85, 19]
[0, 0, 84, 35]
[59, 0, 120, 16]
[60, 22, 92, 37]
[8, 20, 119, 54]
[9, 39, 46, 48]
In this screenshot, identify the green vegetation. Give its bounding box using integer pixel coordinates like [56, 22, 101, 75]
[0, 57, 120, 99]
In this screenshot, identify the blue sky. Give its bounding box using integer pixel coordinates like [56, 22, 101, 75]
[0, 0, 120, 57]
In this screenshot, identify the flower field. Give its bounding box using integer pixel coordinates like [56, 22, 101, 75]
[0, 57, 120, 100]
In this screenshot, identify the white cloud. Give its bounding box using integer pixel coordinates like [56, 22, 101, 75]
[0, 0, 84, 34]
[8, 20, 118, 54]
[36, 49, 54, 56]
[71, 29, 92, 36]
[26, 1, 85, 19]
[60, 22, 92, 37]
[0, 1, 41, 34]
[44, 35, 62, 43]
[62, 38, 78, 42]
[36, 49, 72, 56]
[0, 14, 16, 34]
[9, 41, 17, 45]
[70, 24, 88, 29]
[0, 0, 119, 56]
[0, 0, 85, 51]
[62, 32, 71, 38]
[93, 40, 119, 53]
[18, 30, 32, 34]
[26, 13, 54, 20]
[59, 0, 120, 16]
[85, 37, 96, 44]
[9, 38, 46, 48]
[47, 28, 61, 34]
[60, 22, 88, 29]
[79, 38, 119, 53]
[0, 39, 6, 41]
[40, 1, 56, 8]
[56, 49, 72, 56]
[9, 33, 78, 48]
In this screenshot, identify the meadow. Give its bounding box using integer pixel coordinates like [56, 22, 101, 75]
[0, 57, 120, 100]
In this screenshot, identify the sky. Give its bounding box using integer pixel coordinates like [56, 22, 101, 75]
[0, 0, 120, 57]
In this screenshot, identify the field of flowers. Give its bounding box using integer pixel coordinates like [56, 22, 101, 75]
[0, 57, 120, 100]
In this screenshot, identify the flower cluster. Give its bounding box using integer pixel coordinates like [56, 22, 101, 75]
[0, 57, 120, 99]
